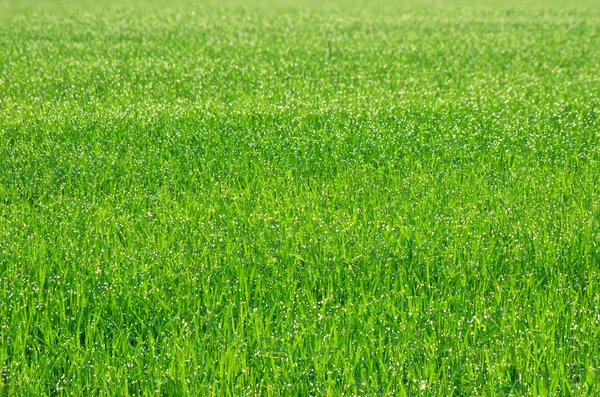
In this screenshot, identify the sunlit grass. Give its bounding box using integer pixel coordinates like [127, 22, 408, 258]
[1, 1, 599, 395]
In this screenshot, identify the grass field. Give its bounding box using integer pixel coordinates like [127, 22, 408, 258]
[1, 0, 600, 395]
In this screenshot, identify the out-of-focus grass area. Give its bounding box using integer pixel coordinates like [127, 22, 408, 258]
[2, 0, 599, 15]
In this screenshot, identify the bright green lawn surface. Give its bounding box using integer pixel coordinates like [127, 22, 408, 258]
[1, 1, 600, 395]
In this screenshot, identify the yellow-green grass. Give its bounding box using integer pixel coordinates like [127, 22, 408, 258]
[1, 1, 599, 395]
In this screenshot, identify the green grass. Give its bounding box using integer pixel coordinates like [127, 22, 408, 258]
[1, 1, 600, 395]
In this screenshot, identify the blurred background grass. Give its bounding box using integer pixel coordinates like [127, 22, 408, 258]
[2, 0, 599, 15]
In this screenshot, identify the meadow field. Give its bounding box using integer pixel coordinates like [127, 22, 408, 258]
[1, 0, 599, 395]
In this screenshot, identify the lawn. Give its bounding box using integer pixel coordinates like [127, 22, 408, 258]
[1, 0, 599, 395]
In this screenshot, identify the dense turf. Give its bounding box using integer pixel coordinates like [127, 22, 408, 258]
[1, 1, 600, 395]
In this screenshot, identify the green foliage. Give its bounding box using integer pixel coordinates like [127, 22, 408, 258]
[1, 1, 599, 395]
